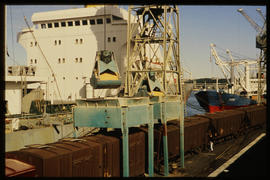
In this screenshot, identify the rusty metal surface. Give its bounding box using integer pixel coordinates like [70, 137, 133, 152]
[213, 110, 244, 137]
[81, 134, 120, 177]
[48, 139, 103, 177]
[100, 128, 146, 177]
[6, 158, 37, 177]
[236, 105, 266, 127]
[14, 144, 72, 177]
[183, 116, 210, 152]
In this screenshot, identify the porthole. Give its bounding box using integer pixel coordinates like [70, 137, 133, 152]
[82, 20, 88, 25]
[75, 20, 80, 26]
[106, 18, 111, 24]
[68, 21, 73, 26]
[48, 23, 52, 28]
[41, 24, 46, 29]
[54, 22, 59, 28]
[90, 19, 95, 25]
[61, 22, 66, 27]
[97, 19, 103, 24]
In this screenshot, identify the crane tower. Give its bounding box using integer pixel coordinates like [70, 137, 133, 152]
[125, 5, 183, 99]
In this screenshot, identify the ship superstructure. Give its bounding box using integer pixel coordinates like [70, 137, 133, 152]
[17, 5, 132, 102]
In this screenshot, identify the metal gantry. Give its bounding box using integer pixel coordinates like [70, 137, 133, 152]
[125, 5, 182, 97]
[73, 5, 185, 177]
[125, 5, 185, 175]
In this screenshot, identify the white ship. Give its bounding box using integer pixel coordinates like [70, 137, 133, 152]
[5, 5, 192, 152]
[18, 5, 130, 101]
[5, 5, 135, 151]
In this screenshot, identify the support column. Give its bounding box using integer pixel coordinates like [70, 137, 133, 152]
[161, 102, 169, 176]
[148, 103, 154, 176]
[179, 102, 185, 168]
[72, 107, 77, 138]
[121, 107, 129, 177]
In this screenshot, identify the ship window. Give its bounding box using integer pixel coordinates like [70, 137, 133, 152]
[82, 20, 87, 25]
[48, 23, 52, 28]
[58, 58, 61, 63]
[75, 58, 78, 63]
[106, 18, 111, 24]
[90, 19, 95, 25]
[62, 58, 65, 63]
[108, 37, 111, 42]
[55, 40, 57, 45]
[30, 59, 33, 64]
[59, 40, 61, 45]
[80, 58, 82, 63]
[112, 15, 123, 21]
[68, 21, 73, 26]
[76, 77, 78, 80]
[97, 18, 103, 24]
[80, 38, 83, 44]
[54, 22, 59, 28]
[75, 20, 80, 26]
[75, 39, 78, 44]
[35, 41, 37, 46]
[63, 77, 65, 80]
[30, 42, 33, 47]
[41, 24, 46, 29]
[113, 37, 116, 42]
[35, 59, 37, 64]
[61, 22, 66, 27]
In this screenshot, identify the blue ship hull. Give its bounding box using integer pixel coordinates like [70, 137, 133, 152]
[194, 90, 257, 113]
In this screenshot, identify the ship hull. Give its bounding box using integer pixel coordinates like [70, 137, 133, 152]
[195, 90, 257, 113]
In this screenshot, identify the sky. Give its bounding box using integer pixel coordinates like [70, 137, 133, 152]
[5, 5, 266, 79]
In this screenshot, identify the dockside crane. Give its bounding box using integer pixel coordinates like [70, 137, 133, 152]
[237, 8, 266, 103]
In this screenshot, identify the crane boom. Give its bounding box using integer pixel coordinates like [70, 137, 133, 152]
[210, 44, 231, 85]
[237, 8, 263, 33]
[256, 8, 266, 22]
